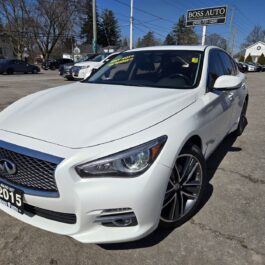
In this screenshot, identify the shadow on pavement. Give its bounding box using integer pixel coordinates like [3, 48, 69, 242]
[99, 134, 241, 250]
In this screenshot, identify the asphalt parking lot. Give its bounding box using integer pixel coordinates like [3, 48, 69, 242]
[0, 70, 264, 265]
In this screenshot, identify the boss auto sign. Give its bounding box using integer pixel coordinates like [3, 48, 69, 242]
[186, 6, 227, 26]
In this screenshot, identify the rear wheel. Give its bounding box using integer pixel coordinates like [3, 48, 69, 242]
[160, 144, 207, 228]
[6, 68, 14, 74]
[32, 68, 38, 74]
[233, 99, 248, 137]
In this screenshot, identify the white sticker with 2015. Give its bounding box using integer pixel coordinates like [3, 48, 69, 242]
[0, 183, 24, 214]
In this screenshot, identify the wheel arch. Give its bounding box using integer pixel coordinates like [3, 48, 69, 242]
[181, 135, 203, 152]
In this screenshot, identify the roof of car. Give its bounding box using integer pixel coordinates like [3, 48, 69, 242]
[128, 45, 210, 52]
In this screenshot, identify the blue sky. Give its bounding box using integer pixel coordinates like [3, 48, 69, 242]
[97, 0, 265, 51]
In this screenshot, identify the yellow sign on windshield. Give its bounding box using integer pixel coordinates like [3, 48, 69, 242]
[108, 55, 134, 67]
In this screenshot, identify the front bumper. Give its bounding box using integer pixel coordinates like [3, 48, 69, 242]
[0, 133, 171, 243]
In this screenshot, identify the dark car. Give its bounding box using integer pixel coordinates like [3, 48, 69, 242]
[59, 54, 98, 80]
[256, 63, 265, 72]
[0, 59, 40, 74]
[42, 58, 73, 70]
[237, 62, 248, 73]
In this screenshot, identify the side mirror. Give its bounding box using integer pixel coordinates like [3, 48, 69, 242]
[214, 75, 242, 90]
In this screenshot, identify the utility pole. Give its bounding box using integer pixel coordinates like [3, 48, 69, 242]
[202, 25, 207, 45]
[228, 7, 235, 53]
[92, 0, 97, 53]
[231, 27, 237, 56]
[130, 0, 134, 49]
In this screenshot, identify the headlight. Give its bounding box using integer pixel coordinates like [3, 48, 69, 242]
[75, 135, 167, 177]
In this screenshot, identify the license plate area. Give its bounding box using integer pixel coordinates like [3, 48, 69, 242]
[0, 182, 24, 214]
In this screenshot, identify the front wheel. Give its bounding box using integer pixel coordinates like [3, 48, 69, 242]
[232, 99, 248, 137]
[160, 144, 207, 228]
[6, 68, 14, 74]
[32, 68, 38, 74]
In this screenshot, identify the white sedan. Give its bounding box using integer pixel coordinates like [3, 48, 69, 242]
[0, 46, 248, 243]
[71, 52, 119, 80]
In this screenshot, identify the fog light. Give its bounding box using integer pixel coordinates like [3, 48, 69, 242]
[94, 209, 138, 227]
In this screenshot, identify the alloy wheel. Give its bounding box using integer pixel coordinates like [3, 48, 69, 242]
[161, 154, 203, 223]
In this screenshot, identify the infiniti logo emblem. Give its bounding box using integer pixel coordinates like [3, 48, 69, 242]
[0, 159, 17, 175]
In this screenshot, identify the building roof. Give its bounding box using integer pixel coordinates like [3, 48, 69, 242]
[245, 41, 265, 50]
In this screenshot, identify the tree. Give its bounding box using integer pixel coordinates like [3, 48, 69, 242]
[206, 33, 227, 50]
[0, 18, 3, 32]
[79, 0, 105, 46]
[27, 0, 78, 60]
[136, 31, 160, 48]
[164, 33, 175, 45]
[258, 53, 265, 65]
[241, 26, 265, 49]
[136, 37, 141, 48]
[121, 37, 129, 49]
[239, 55, 245, 62]
[172, 15, 198, 45]
[245, 53, 253, 63]
[100, 9, 120, 47]
[0, 0, 32, 59]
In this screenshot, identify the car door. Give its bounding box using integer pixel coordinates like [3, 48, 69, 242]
[218, 51, 245, 131]
[11, 60, 20, 72]
[14, 60, 26, 72]
[201, 49, 236, 155]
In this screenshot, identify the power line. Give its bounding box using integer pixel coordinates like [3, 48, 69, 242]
[111, 0, 175, 24]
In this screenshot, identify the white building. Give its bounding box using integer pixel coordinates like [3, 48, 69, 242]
[245, 41, 265, 62]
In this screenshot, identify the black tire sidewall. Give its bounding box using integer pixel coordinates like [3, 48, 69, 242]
[233, 99, 248, 137]
[159, 144, 207, 229]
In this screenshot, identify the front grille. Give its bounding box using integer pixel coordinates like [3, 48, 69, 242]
[0, 147, 58, 192]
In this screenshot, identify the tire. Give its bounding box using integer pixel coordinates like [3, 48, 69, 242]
[66, 76, 74, 81]
[160, 144, 207, 229]
[32, 68, 38, 74]
[232, 99, 248, 137]
[6, 68, 14, 74]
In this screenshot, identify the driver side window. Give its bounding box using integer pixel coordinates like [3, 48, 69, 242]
[207, 51, 226, 90]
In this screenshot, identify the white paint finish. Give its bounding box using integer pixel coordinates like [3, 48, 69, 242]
[0, 46, 248, 243]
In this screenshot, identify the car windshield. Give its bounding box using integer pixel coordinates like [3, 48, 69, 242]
[91, 53, 111, 62]
[86, 50, 203, 89]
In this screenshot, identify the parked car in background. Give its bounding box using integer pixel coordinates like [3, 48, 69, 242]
[0, 46, 248, 243]
[71, 52, 119, 80]
[245, 62, 261, 72]
[42, 58, 73, 70]
[59, 54, 98, 80]
[0, 59, 40, 74]
[236, 62, 248, 73]
[256, 63, 265, 72]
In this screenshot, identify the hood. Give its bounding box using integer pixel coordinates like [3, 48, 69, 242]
[74, 61, 100, 67]
[0, 83, 196, 149]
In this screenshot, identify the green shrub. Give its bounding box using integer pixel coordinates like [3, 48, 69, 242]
[258, 53, 265, 65]
[245, 54, 253, 63]
[239, 55, 245, 62]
